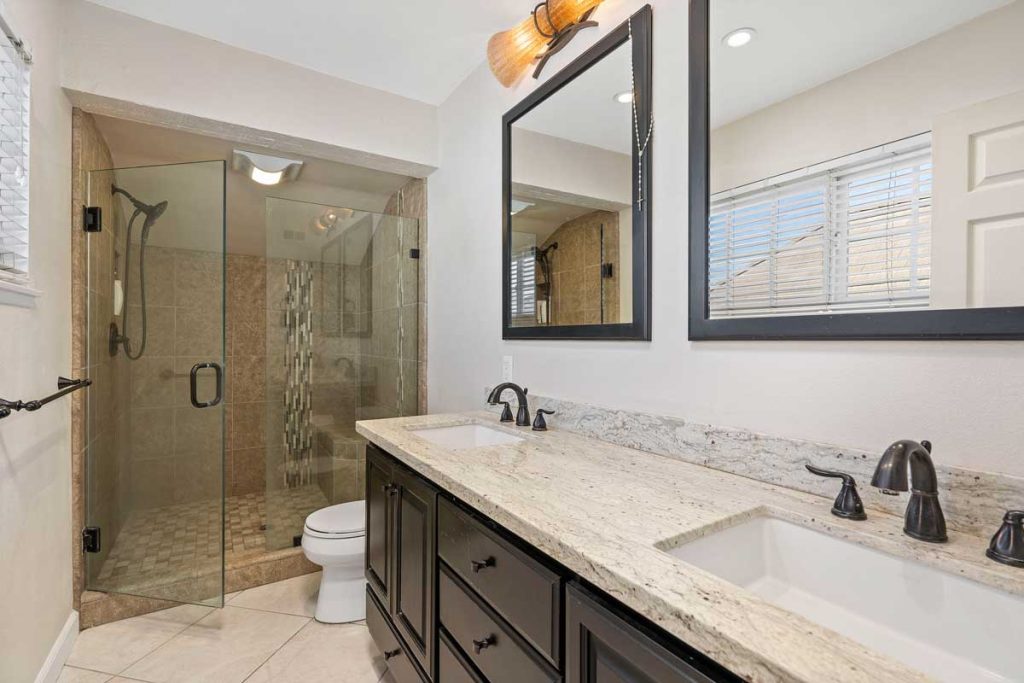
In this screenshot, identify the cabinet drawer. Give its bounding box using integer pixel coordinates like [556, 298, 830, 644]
[566, 583, 735, 683]
[365, 589, 426, 683]
[438, 497, 561, 664]
[439, 627, 486, 683]
[439, 564, 559, 683]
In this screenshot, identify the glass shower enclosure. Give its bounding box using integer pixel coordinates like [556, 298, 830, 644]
[261, 197, 419, 551]
[83, 172, 420, 608]
[84, 160, 227, 606]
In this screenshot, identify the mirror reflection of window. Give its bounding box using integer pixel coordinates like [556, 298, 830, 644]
[709, 0, 1024, 319]
[509, 38, 634, 328]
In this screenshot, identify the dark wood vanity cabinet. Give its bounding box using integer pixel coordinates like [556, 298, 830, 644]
[365, 444, 437, 682]
[566, 584, 726, 683]
[365, 444, 739, 683]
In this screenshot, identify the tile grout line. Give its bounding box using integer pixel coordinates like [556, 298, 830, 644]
[109, 606, 217, 679]
[239, 616, 313, 682]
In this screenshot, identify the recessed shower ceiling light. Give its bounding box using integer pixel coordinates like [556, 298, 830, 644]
[613, 90, 633, 104]
[231, 150, 304, 186]
[723, 27, 756, 48]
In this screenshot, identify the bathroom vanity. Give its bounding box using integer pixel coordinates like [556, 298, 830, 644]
[362, 440, 733, 683]
[359, 414, 1024, 683]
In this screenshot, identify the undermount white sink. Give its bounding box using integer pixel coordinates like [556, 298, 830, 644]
[663, 516, 1022, 683]
[409, 424, 524, 449]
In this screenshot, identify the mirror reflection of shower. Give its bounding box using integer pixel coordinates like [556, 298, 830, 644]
[109, 184, 169, 360]
[535, 242, 557, 325]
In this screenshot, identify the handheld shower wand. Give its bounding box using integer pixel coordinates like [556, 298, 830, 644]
[109, 185, 169, 360]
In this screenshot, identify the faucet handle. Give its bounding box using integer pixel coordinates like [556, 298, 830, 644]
[805, 464, 867, 521]
[498, 401, 514, 423]
[987, 510, 1024, 568]
[532, 409, 554, 431]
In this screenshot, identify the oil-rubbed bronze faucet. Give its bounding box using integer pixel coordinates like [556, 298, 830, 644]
[486, 383, 530, 426]
[871, 439, 947, 543]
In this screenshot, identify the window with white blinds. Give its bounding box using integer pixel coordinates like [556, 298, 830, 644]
[509, 245, 536, 325]
[0, 23, 29, 280]
[708, 136, 932, 318]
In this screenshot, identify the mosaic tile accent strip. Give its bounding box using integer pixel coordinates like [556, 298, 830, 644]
[284, 260, 314, 487]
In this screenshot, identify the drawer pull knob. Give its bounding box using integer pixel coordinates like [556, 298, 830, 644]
[383, 648, 401, 660]
[472, 635, 496, 654]
[380, 483, 397, 495]
[470, 557, 495, 573]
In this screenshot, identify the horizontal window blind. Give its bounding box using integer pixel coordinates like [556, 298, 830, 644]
[709, 138, 931, 318]
[509, 245, 536, 325]
[0, 24, 29, 278]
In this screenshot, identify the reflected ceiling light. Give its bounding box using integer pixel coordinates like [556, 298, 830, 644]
[231, 150, 304, 186]
[487, 0, 604, 87]
[613, 90, 633, 104]
[314, 207, 355, 233]
[723, 27, 756, 48]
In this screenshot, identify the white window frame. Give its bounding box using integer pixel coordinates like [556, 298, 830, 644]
[0, 12, 36, 306]
[708, 133, 932, 318]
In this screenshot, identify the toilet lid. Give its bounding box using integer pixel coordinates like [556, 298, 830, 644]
[304, 500, 365, 537]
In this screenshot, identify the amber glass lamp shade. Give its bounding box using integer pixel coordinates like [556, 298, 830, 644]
[487, 0, 603, 87]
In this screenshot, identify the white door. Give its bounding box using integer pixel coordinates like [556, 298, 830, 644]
[931, 88, 1024, 309]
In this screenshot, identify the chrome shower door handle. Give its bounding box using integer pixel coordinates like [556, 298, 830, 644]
[190, 362, 223, 408]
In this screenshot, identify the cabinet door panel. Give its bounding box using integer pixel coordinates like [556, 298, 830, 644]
[567, 584, 729, 683]
[366, 445, 393, 608]
[393, 466, 437, 675]
[366, 589, 426, 683]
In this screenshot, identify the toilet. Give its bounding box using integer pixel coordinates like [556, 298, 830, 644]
[301, 500, 366, 623]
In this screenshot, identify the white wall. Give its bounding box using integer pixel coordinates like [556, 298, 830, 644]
[0, 0, 74, 680]
[710, 0, 1024, 192]
[61, 0, 438, 178]
[427, 0, 1024, 477]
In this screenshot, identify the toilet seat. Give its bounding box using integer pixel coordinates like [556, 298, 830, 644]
[303, 500, 365, 540]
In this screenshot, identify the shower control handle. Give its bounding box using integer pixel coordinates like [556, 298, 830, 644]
[189, 362, 223, 409]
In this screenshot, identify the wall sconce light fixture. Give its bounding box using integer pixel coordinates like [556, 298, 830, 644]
[487, 0, 604, 87]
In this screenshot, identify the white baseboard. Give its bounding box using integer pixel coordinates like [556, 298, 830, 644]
[34, 610, 78, 683]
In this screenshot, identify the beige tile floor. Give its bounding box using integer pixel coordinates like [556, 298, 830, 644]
[60, 572, 389, 683]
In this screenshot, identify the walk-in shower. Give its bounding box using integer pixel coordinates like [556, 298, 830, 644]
[81, 148, 420, 611]
[108, 184, 168, 360]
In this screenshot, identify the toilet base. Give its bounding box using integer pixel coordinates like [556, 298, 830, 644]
[314, 563, 367, 624]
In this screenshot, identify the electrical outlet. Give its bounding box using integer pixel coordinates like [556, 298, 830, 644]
[502, 355, 513, 381]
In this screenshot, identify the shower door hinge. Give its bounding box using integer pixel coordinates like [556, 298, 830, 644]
[82, 526, 101, 553]
[408, 248, 420, 259]
[83, 206, 102, 233]
[601, 263, 614, 278]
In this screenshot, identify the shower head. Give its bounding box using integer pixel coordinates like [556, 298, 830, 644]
[112, 185, 169, 239]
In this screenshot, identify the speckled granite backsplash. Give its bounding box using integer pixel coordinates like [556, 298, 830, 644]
[488, 391, 1022, 538]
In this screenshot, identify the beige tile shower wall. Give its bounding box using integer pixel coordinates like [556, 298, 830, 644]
[383, 178, 427, 415]
[124, 245, 223, 509]
[541, 210, 620, 325]
[72, 109, 130, 607]
[227, 254, 268, 498]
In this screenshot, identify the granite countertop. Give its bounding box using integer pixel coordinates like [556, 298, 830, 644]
[356, 412, 1023, 683]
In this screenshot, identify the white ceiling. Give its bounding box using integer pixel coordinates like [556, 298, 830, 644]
[85, 0, 527, 105]
[711, 0, 1013, 128]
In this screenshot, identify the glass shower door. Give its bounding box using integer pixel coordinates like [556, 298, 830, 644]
[262, 197, 420, 551]
[84, 160, 227, 607]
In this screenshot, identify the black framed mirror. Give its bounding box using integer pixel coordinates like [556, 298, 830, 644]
[689, 0, 1024, 340]
[503, 5, 652, 340]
